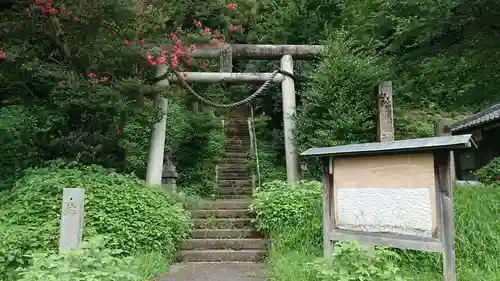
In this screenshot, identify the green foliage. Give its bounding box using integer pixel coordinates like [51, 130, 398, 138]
[475, 157, 500, 184]
[122, 97, 225, 190]
[17, 236, 143, 281]
[297, 31, 388, 153]
[250, 116, 286, 183]
[0, 106, 41, 189]
[0, 163, 190, 279]
[250, 180, 322, 235]
[307, 241, 406, 281]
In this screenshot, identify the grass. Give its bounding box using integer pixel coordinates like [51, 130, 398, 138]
[134, 252, 172, 280]
[264, 185, 500, 281]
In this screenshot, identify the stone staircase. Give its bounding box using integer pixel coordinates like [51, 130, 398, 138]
[178, 118, 267, 262]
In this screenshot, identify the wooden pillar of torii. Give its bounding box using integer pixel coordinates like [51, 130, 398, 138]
[145, 44, 324, 186]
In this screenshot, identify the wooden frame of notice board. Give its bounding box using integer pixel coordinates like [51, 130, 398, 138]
[301, 135, 476, 281]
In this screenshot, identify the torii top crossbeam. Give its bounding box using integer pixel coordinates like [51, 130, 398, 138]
[164, 44, 325, 60]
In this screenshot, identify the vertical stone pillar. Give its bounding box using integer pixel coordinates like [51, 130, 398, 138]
[376, 81, 394, 142]
[146, 63, 169, 185]
[280, 55, 299, 183]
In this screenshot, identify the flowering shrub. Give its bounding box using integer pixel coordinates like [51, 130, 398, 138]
[2, 0, 244, 84]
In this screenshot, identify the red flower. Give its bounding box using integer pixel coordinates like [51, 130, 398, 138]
[35, 0, 44, 5]
[171, 55, 179, 68]
[0, 51, 5, 60]
[227, 3, 237, 9]
[193, 20, 202, 29]
[170, 33, 177, 40]
[57, 82, 63, 86]
[48, 8, 57, 15]
[72, 17, 80, 23]
[211, 39, 218, 45]
[40, 6, 47, 15]
[156, 55, 167, 65]
[87, 73, 97, 78]
[204, 27, 211, 33]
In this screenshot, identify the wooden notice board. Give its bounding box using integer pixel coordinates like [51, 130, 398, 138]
[301, 135, 478, 281]
[333, 153, 438, 238]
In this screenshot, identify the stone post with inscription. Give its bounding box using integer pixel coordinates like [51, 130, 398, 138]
[59, 188, 85, 252]
[376, 81, 394, 142]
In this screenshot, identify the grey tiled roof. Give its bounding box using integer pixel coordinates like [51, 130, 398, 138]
[450, 103, 500, 133]
[300, 135, 475, 157]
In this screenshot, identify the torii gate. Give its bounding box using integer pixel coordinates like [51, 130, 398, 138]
[146, 44, 324, 186]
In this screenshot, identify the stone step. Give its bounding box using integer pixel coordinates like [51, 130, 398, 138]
[218, 173, 250, 180]
[224, 138, 250, 145]
[224, 149, 250, 154]
[218, 164, 249, 172]
[191, 229, 260, 239]
[225, 152, 248, 158]
[219, 195, 252, 200]
[196, 200, 250, 210]
[224, 120, 248, 125]
[224, 143, 250, 149]
[217, 188, 252, 196]
[224, 126, 249, 131]
[193, 218, 253, 229]
[220, 159, 248, 165]
[177, 249, 266, 262]
[219, 179, 252, 187]
[224, 133, 251, 138]
[191, 209, 252, 218]
[180, 238, 267, 250]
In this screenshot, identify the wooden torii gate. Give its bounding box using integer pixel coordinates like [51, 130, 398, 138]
[145, 44, 324, 186]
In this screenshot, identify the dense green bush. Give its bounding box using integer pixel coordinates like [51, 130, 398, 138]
[17, 236, 143, 281]
[297, 31, 388, 153]
[0, 162, 190, 279]
[0, 106, 41, 190]
[475, 157, 500, 184]
[250, 180, 322, 235]
[307, 241, 406, 281]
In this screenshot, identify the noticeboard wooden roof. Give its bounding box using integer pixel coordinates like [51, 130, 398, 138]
[300, 134, 476, 158]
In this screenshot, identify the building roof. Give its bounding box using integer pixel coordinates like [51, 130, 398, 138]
[450, 103, 500, 133]
[300, 135, 476, 158]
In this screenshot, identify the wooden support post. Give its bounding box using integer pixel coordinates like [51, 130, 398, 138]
[281, 55, 299, 183]
[146, 64, 169, 185]
[220, 44, 233, 72]
[59, 188, 85, 252]
[436, 121, 456, 181]
[376, 81, 395, 142]
[322, 158, 334, 258]
[434, 151, 457, 281]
